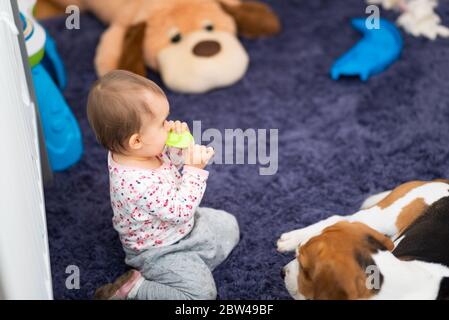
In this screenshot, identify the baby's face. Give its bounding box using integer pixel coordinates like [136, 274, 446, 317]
[137, 93, 171, 157]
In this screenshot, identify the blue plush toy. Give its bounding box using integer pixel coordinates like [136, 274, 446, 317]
[19, 0, 83, 171]
[331, 18, 403, 81]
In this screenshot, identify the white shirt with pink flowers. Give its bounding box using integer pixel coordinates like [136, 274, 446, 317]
[108, 148, 209, 252]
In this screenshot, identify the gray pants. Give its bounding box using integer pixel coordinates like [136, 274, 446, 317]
[124, 207, 240, 300]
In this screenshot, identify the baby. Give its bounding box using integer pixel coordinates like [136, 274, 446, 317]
[87, 70, 240, 300]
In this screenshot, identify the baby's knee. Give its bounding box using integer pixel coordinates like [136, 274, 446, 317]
[221, 212, 240, 246]
[187, 279, 217, 300]
[195, 285, 217, 300]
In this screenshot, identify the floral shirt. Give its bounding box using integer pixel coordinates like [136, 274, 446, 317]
[108, 148, 209, 252]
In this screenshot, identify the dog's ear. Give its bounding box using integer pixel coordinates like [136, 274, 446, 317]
[365, 232, 394, 253]
[312, 261, 363, 300]
[218, 0, 281, 38]
[117, 22, 147, 77]
[94, 22, 147, 77]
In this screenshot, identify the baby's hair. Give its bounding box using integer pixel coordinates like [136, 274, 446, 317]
[87, 70, 166, 153]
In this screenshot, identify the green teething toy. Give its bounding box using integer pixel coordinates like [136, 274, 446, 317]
[166, 131, 194, 149]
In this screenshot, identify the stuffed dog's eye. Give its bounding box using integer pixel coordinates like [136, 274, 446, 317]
[205, 24, 214, 32]
[171, 33, 182, 44]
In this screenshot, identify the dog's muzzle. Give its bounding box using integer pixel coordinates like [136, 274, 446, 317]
[283, 259, 306, 300]
[157, 30, 249, 93]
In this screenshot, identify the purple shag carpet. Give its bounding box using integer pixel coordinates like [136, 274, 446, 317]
[42, 0, 449, 299]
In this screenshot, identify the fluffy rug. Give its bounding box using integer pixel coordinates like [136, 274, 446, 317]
[42, 0, 449, 299]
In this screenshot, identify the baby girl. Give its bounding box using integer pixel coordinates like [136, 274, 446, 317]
[87, 70, 240, 300]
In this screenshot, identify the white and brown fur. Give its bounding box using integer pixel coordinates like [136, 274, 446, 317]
[278, 179, 449, 300]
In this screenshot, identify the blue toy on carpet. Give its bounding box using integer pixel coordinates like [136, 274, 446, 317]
[331, 18, 403, 81]
[20, 1, 83, 171]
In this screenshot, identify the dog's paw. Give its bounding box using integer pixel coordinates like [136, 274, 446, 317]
[277, 230, 310, 252]
[277, 238, 299, 253]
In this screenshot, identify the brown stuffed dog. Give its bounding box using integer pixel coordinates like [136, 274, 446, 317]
[50, 0, 280, 93]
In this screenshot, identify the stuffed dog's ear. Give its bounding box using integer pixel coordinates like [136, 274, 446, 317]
[95, 22, 147, 77]
[219, 0, 281, 38]
[117, 22, 147, 77]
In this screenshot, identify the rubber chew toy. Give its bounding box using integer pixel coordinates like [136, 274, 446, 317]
[166, 131, 194, 149]
[331, 18, 403, 81]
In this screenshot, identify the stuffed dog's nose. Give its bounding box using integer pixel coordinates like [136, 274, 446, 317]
[192, 40, 221, 57]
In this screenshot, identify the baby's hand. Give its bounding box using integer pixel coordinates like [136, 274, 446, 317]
[184, 144, 215, 170]
[165, 120, 189, 134]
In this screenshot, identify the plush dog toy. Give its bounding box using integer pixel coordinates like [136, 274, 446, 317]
[50, 0, 280, 93]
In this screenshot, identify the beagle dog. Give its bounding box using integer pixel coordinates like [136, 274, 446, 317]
[278, 180, 449, 300]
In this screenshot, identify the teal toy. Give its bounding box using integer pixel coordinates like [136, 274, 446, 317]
[331, 18, 403, 81]
[166, 131, 194, 149]
[19, 0, 83, 171]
